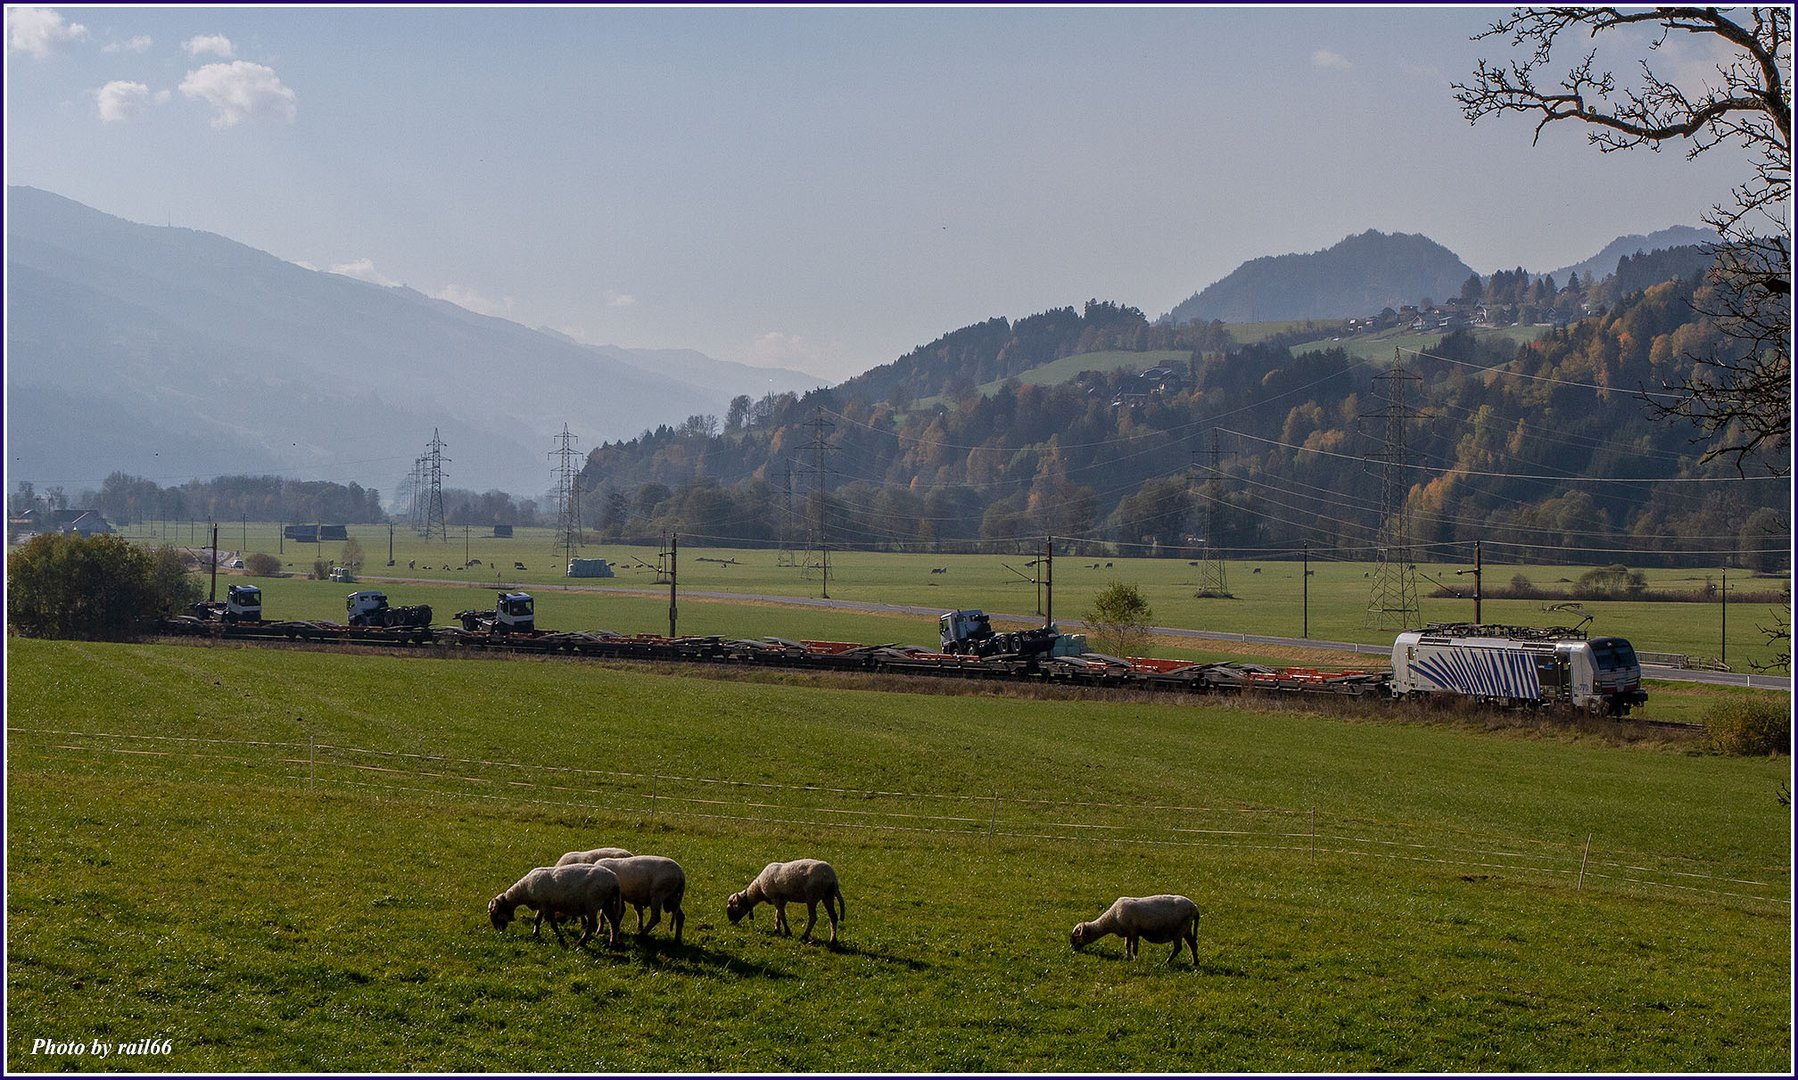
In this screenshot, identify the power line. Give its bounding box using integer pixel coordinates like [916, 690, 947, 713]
[1222, 428, 1783, 483]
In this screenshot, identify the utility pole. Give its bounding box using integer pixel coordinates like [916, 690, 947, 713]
[209, 522, 219, 602]
[1191, 433, 1235, 598]
[422, 430, 450, 542]
[1361, 352, 1425, 629]
[801, 408, 836, 598]
[1455, 540, 1483, 625]
[550, 423, 583, 566]
[1721, 567, 1728, 666]
[1044, 535, 1054, 625]
[1302, 540, 1310, 639]
[388, 522, 395, 567]
[664, 531, 680, 637]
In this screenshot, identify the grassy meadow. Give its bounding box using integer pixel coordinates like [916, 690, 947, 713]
[4, 637, 1791, 1072]
[134, 521, 1792, 672]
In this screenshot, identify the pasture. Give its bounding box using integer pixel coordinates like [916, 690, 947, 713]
[4, 637, 1790, 1072]
[134, 521, 1792, 671]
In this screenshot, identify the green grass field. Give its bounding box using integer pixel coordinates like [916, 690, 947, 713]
[135, 523, 1791, 672]
[4, 638, 1791, 1072]
[1289, 324, 1550, 362]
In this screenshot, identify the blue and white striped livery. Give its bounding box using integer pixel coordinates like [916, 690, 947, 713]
[1391, 628, 1647, 715]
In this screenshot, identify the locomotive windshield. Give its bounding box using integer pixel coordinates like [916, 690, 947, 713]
[1590, 639, 1638, 671]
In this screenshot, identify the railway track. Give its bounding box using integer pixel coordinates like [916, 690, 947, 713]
[153, 616, 1698, 729]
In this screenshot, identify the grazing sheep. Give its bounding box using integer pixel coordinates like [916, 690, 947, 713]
[726, 859, 845, 945]
[596, 855, 688, 944]
[487, 864, 624, 948]
[1070, 894, 1200, 966]
[555, 847, 634, 866]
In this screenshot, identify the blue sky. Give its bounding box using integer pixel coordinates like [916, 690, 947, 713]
[4, 4, 1748, 381]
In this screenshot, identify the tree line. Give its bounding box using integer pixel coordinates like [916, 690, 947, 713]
[572, 275, 1788, 571]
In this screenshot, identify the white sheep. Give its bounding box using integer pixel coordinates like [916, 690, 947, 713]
[487, 864, 624, 948]
[595, 855, 687, 944]
[555, 846, 634, 866]
[726, 859, 846, 945]
[1069, 894, 1200, 966]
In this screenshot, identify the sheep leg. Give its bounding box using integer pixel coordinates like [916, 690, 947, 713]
[800, 901, 818, 942]
[824, 896, 840, 945]
[671, 904, 685, 945]
[774, 901, 790, 936]
[634, 903, 647, 934]
[574, 910, 595, 949]
[641, 902, 661, 937]
[1125, 933, 1138, 960]
[548, 910, 570, 948]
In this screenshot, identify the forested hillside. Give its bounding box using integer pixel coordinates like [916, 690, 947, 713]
[575, 266, 1787, 570]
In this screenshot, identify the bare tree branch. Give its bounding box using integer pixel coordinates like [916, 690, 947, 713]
[1455, 6, 1792, 478]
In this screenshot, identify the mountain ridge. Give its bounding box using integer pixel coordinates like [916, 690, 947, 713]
[4, 186, 817, 497]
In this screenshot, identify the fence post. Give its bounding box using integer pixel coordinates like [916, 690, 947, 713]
[1577, 832, 1592, 890]
[309, 736, 315, 793]
[988, 790, 998, 841]
[1310, 808, 1316, 860]
[651, 771, 659, 827]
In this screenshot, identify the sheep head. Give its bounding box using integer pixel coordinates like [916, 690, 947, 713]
[1069, 922, 1094, 951]
[725, 891, 752, 924]
[488, 896, 516, 931]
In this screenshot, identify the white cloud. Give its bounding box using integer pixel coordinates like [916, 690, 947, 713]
[606, 292, 638, 308]
[433, 284, 514, 317]
[102, 34, 153, 55]
[1312, 49, 1352, 71]
[179, 61, 296, 128]
[182, 33, 233, 59]
[328, 258, 399, 287]
[6, 6, 88, 57]
[95, 80, 154, 123]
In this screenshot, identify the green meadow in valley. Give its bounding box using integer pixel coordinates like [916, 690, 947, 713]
[5, 637, 1789, 1072]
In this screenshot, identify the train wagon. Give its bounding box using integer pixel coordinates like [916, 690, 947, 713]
[1391, 625, 1647, 715]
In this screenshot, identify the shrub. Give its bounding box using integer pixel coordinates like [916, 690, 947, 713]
[1702, 697, 1792, 756]
[6, 533, 201, 640]
[311, 559, 332, 581]
[1084, 580, 1154, 657]
[243, 552, 282, 577]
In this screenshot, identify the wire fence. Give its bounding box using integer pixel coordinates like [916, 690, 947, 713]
[9, 725, 1789, 909]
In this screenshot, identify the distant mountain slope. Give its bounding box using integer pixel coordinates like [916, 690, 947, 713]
[1544, 225, 1714, 285]
[1164, 230, 1477, 324]
[3, 186, 808, 496]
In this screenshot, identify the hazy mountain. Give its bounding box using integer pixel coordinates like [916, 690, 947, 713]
[1163, 230, 1478, 324]
[1542, 225, 1714, 285]
[4, 186, 815, 498]
[532, 329, 824, 403]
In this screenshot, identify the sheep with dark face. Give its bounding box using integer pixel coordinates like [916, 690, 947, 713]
[1070, 894, 1200, 965]
[487, 864, 624, 948]
[726, 859, 845, 945]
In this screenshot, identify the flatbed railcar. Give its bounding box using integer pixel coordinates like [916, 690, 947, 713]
[156, 603, 1649, 715]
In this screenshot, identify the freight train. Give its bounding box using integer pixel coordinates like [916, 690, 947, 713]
[157, 592, 1648, 715]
